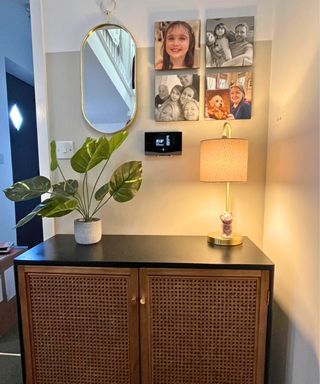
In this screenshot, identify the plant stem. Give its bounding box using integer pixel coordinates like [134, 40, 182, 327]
[82, 173, 89, 219]
[57, 164, 67, 182]
[72, 198, 86, 217]
[85, 171, 90, 218]
[75, 193, 86, 216]
[54, 164, 88, 216]
[75, 208, 85, 216]
[87, 159, 109, 216]
[91, 194, 112, 218]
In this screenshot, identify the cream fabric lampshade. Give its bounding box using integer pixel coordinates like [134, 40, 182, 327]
[200, 138, 248, 182]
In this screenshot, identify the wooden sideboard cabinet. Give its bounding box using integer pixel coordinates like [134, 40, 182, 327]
[14, 235, 274, 384]
[0, 247, 26, 336]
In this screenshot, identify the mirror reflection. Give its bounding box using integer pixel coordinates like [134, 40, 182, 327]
[81, 24, 136, 134]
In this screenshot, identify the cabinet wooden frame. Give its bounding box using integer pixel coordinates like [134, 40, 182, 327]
[139, 268, 270, 384]
[17, 265, 140, 384]
[17, 265, 270, 384]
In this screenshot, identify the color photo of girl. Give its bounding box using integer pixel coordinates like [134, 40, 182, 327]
[155, 20, 200, 70]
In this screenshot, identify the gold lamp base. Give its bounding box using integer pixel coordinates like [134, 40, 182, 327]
[207, 231, 243, 246]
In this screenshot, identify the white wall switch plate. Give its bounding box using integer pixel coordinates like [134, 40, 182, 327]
[56, 141, 75, 159]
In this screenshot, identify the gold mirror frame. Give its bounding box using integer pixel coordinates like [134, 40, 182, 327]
[81, 23, 137, 134]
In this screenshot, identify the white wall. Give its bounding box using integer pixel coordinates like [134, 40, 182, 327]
[264, 0, 320, 382]
[42, 0, 274, 52]
[0, 0, 34, 242]
[42, 0, 273, 247]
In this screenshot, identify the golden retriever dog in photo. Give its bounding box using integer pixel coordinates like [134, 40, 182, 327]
[207, 94, 229, 120]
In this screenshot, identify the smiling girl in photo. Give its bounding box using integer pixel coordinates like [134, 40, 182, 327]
[156, 84, 183, 121]
[179, 85, 199, 108]
[155, 21, 197, 70]
[212, 23, 232, 66]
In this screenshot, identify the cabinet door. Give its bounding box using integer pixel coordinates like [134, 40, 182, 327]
[140, 269, 270, 384]
[17, 266, 140, 384]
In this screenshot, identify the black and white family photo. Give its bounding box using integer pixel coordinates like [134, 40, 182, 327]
[206, 16, 254, 68]
[155, 74, 200, 121]
[205, 72, 253, 120]
[155, 20, 200, 70]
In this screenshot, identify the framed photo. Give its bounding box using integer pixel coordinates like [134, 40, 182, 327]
[155, 74, 200, 121]
[206, 16, 254, 68]
[155, 20, 200, 70]
[205, 89, 230, 120]
[205, 72, 253, 120]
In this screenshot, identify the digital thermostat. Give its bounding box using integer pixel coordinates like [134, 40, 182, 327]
[144, 131, 182, 156]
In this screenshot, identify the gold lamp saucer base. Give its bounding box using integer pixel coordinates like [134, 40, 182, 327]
[207, 231, 243, 246]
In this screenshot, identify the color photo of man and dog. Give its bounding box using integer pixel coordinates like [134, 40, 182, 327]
[206, 16, 254, 68]
[205, 72, 253, 120]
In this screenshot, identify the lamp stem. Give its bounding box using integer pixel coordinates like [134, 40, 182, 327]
[222, 122, 232, 139]
[225, 181, 230, 212]
[223, 122, 232, 213]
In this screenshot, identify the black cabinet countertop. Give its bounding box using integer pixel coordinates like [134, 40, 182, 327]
[14, 235, 274, 270]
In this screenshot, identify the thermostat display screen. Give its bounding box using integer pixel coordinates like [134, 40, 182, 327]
[145, 132, 182, 155]
[156, 136, 171, 147]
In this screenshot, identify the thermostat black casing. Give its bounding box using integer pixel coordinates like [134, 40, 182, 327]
[144, 131, 182, 155]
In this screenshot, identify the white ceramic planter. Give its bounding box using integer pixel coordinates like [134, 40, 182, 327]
[74, 218, 102, 245]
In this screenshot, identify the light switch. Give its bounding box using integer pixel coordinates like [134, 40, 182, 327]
[56, 141, 75, 159]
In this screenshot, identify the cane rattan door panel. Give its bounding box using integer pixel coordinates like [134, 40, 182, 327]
[140, 269, 269, 384]
[18, 266, 139, 384]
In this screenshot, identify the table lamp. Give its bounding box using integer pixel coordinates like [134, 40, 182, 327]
[200, 122, 248, 246]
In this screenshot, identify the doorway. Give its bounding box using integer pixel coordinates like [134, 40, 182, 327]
[6, 72, 43, 248]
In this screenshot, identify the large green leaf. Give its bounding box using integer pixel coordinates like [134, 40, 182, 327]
[15, 197, 78, 227]
[15, 203, 45, 228]
[83, 137, 94, 146]
[3, 176, 51, 201]
[50, 141, 58, 171]
[52, 180, 79, 196]
[109, 161, 142, 202]
[108, 131, 128, 157]
[71, 137, 109, 173]
[38, 198, 78, 217]
[94, 183, 109, 201]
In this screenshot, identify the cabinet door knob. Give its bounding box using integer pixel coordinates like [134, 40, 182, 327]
[131, 296, 137, 302]
[140, 297, 146, 305]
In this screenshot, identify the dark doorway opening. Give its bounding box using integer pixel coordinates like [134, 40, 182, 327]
[6, 72, 43, 248]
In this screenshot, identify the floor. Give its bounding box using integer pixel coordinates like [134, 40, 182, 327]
[0, 324, 23, 384]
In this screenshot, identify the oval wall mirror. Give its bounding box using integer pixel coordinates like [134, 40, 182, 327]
[81, 24, 136, 134]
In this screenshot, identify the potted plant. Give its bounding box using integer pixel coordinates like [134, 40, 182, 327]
[3, 131, 142, 244]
